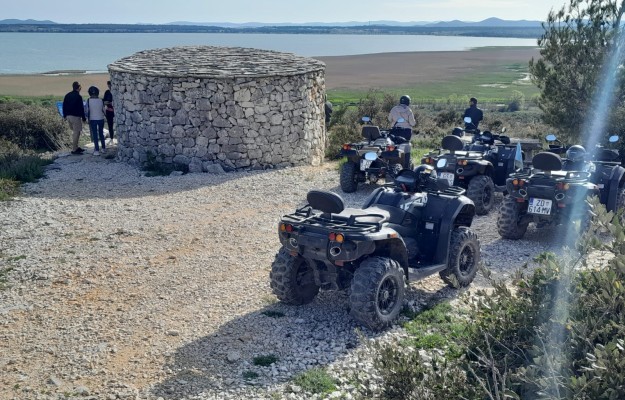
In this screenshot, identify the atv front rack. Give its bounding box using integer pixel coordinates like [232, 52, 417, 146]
[281, 205, 385, 233]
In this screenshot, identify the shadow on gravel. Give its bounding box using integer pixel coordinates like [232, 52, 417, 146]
[150, 284, 458, 399]
[25, 152, 286, 200]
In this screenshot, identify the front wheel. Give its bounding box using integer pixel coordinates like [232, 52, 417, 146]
[270, 247, 320, 305]
[467, 175, 495, 215]
[350, 257, 406, 330]
[340, 161, 359, 193]
[440, 227, 480, 287]
[497, 196, 529, 240]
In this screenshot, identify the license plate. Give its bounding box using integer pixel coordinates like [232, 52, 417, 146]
[439, 172, 455, 186]
[528, 198, 553, 215]
[360, 159, 373, 171]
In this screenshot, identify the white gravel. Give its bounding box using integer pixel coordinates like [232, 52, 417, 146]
[0, 148, 583, 399]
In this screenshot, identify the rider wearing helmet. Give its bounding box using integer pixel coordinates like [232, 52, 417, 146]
[388, 95, 416, 141]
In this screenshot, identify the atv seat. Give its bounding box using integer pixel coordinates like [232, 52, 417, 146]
[441, 135, 464, 152]
[337, 207, 390, 224]
[533, 152, 562, 172]
[307, 190, 345, 214]
[362, 126, 382, 141]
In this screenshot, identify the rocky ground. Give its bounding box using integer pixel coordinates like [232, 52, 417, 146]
[0, 147, 584, 400]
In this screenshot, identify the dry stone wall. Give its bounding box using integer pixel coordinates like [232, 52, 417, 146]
[108, 46, 326, 172]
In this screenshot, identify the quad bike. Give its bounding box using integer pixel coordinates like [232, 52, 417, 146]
[270, 166, 481, 330]
[422, 122, 522, 215]
[339, 117, 413, 193]
[544, 134, 625, 214]
[496, 148, 625, 240]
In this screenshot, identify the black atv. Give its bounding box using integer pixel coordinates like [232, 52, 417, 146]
[422, 128, 522, 215]
[497, 151, 610, 240]
[545, 134, 625, 214]
[270, 166, 480, 330]
[339, 117, 413, 193]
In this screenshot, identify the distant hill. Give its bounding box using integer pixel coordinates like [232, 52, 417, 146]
[427, 17, 542, 28]
[0, 19, 56, 25]
[167, 18, 542, 28]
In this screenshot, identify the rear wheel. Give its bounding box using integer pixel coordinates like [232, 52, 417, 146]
[467, 175, 495, 215]
[340, 161, 358, 193]
[270, 247, 319, 305]
[440, 227, 480, 287]
[497, 196, 529, 240]
[350, 257, 406, 330]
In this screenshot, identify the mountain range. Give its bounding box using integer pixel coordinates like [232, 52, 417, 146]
[0, 17, 542, 28]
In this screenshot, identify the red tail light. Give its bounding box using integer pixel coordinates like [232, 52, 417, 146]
[385, 145, 396, 152]
[342, 144, 351, 151]
[285, 224, 294, 233]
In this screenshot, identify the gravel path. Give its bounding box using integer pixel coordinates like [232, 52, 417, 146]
[0, 149, 577, 399]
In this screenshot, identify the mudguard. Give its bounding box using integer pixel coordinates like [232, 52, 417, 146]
[434, 195, 475, 265]
[607, 165, 625, 212]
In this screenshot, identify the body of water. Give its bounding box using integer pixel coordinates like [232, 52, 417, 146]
[0, 32, 538, 74]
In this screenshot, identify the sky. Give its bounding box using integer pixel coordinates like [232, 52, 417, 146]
[4, 0, 568, 24]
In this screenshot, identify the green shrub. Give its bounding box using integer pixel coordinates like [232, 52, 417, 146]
[291, 368, 337, 395]
[0, 101, 70, 151]
[507, 90, 526, 112]
[325, 124, 361, 159]
[252, 354, 278, 367]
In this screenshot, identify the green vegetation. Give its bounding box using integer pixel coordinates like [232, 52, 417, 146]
[350, 196, 625, 399]
[0, 100, 69, 151]
[529, 0, 625, 143]
[252, 354, 279, 367]
[291, 368, 338, 395]
[325, 90, 551, 162]
[0, 139, 54, 200]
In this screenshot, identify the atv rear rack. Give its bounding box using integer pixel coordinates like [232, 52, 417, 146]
[281, 206, 385, 233]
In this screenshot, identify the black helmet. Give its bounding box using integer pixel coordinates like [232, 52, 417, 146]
[452, 127, 464, 137]
[400, 95, 411, 106]
[566, 145, 586, 162]
[414, 164, 436, 186]
[88, 86, 99, 96]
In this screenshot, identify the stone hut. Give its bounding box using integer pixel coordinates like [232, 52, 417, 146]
[107, 46, 326, 172]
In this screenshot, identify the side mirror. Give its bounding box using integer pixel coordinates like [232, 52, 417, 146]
[500, 135, 511, 145]
[397, 117, 405, 123]
[464, 117, 472, 124]
[362, 116, 371, 123]
[546, 134, 557, 141]
[609, 135, 620, 143]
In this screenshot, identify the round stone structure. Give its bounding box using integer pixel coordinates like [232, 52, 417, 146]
[108, 46, 327, 172]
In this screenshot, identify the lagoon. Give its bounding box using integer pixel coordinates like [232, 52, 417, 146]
[0, 32, 537, 74]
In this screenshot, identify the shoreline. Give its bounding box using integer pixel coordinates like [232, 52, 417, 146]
[0, 47, 540, 96]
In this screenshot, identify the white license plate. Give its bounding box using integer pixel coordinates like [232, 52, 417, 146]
[528, 198, 553, 215]
[439, 172, 455, 186]
[360, 159, 373, 171]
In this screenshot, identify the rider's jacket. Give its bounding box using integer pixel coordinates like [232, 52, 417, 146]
[388, 104, 416, 129]
[463, 105, 483, 129]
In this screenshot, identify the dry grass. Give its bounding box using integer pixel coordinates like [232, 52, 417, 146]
[0, 47, 540, 97]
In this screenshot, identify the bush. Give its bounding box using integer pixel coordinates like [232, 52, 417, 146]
[0, 101, 70, 151]
[0, 139, 53, 200]
[507, 90, 526, 112]
[325, 124, 361, 158]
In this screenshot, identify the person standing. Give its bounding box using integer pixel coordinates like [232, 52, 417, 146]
[103, 80, 115, 145]
[62, 81, 86, 154]
[85, 86, 106, 156]
[463, 97, 484, 130]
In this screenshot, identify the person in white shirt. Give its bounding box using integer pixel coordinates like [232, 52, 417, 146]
[388, 95, 416, 141]
[85, 86, 106, 156]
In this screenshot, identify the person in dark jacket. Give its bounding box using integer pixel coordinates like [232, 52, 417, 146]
[103, 80, 115, 145]
[463, 97, 483, 130]
[62, 81, 86, 154]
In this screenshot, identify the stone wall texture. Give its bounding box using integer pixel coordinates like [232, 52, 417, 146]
[107, 46, 327, 172]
